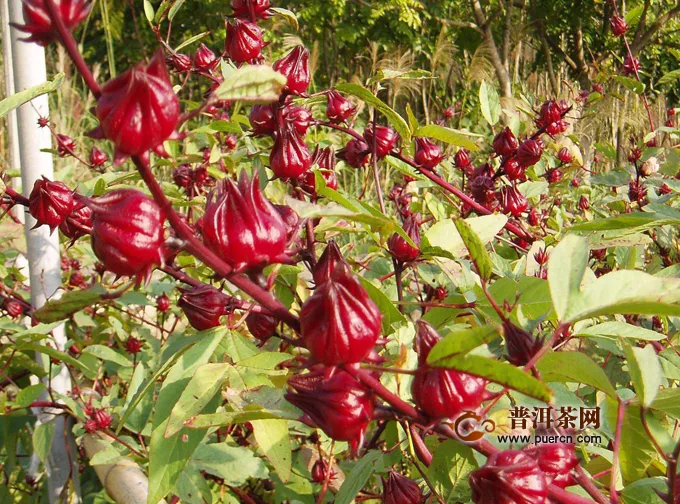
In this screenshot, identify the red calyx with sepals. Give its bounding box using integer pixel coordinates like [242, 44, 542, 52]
[622, 55, 641, 76]
[528, 207, 540, 226]
[411, 321, 487, 419]
[413, 137, 444, 169]
[59, 203, 92, 241]
[156, 294, 170, 313]
[500, 185, 528, 217]
[167, 53, 192, 73]
[503, 319, 543, 366]
[363, 124, 399, 159]
[326, 90, 356, 123]
[249, 104, 276, 137]
[4, 299, 23, 318]
[13, 0, 90, 46]
[89, 147, 108, 167]
[245, 312, 278, 342]
[337, 139, 370, 168]
[383, 471, 425, 504]
[628, 147, 642, 163]
[311, 458, 336, 484]
[93, 50, 179, 163]
[517, 139, 544, 167]
[503, 157, 524, 181]
[546, 168, 563, 184]
[557, 147, 573, 164]
[178, 285, 230, 330]
[469, 450, 548, 504]
[285, 367, 374, 453]
[536, 100, 564, 129]
[88, 189, 165, 281]
[610, 15, 628, 37]
[578, 195, 590, 211]
[454, 149, 472, 170]
[124, 336, 143, 354]
[203, 172, 291, 270]
[56, 134, 76, 157]
[298, 149, 339, 195]
[283, 105, 313, 135]
[231, 0, 271, 19]
[492, 127, 519, 157]
[28, 177, 74, 231]
[470, 176, 497, 208]
[273, 46, 311, 95]
[226, 19, 264, 63]
[313, 240, 348, 285]
[193, 43, 218, 71]
[525, 442, 579, 489]
[270, 125, 312, 179]
[274, 204, 301, 244]
[300, 262, 382, 366]
[628, 180, 647, 204]
[90, 409, 113, 431]
[387, 213, 421, 263]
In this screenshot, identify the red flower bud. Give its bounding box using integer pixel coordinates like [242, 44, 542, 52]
[203, 172, 291, 270]
[94, 50, 179, 162]
[364, 124, 399, 159]
[231, 0, 271, 19]
[125, 336, 143, 354]
[311, 458, 336, 484]
[84, 419, 98, 433]
[628, 180, 647, 204]
[443, 105, 455, 119]
[91, 409, 113, 431]
[470, 176, 496, 206]
[537, 100, 563, 129]
[546, 168, 563, 184]
[337, 139, 370, 168]
[300, 264, 382, 365]
[269, 126, 312, 179]
[534, 248, 549, 265]
[383, 472, 425, 504]
[387, 213, 421, 263]
[193, 43, 218, 71]
[622, 55, 640, 76]
[414, 137, 444, 169]
[28, 177, 74, 231]
[166, 53, 192, 73]
[500, 185, 528, 217]
[298, 169, 338, 195]
[56, 134, 76, 157]
[59, 203, 92, 241]
[527, 207, 540, 226]
[526, 443, 579, 489]
[273, 46, 311, 95]
[178, 285, 230, 330]
[224, 134, 238, 151]
[434, 286, 447, 300]
[226, 19, 264, 63]
[89, 189, 165, 280]
[502, 157, 524, 181]
[557, 147, 573, 164]
[470, 450, 548, 504]
[283, 105, 313, 135]
[414, 320, 442, 366]
[313, 240, 348, 285]
[492, 127, 519, 157]
[610, 15, 628, 37]
[4, 299, 23, 318]
[245, 312, 278, 342]
[578, 195, 590, 211]
[326, 90, 356, 123]
[13, 0, 90, 46]
[311, 146, 336, 171]
[285, 367, 374, 451]
[157, 294, 170, 313]
[249, 104, 276, 137]
[546, 120, 569, 137]
[503, 320, 542, 366]
[659, 183, 672, 195]
[454, 149, 471, 170]
[517, 139, 544, 167]
[89, 146, 108, 167]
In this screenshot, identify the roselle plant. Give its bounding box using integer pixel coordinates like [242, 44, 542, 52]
[2, 0, 680, 503]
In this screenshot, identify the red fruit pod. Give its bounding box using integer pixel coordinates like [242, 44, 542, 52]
[337, 139, 370, 168]
[578, 195, 590, 211]
[231, 0, 272, 20]
[56, 134, 76, 157]
[84, 419, 99, 433]
[469, 450, 548, 504]
[454, 149, 471, 170]
[269, 126, 312, 179]
[285, 367, 374, 451]
[94, 50, 179, 162]
[363, 124, 399, 159]
[166, 53, 192, 73]
[557, 147, 573, 164]
[249, 104, 276, 137]
[503, 320, 543, 366]
[124, 336, 143, 354]
[298, 169, 338, 195]
[311, 458, 335, 484]
[13, 0, 90, 46]
[387, 213, 421, 263]
[470, 176, 496, 205]
[28, 177, 74, 231]
[622, 55, 641, 76]
[500, 185, 528, 218]
[610, 15, 628, 37]
[411, 368, 487, 420]
[326, 90, 356, 123]
[273, 46, 311, 95]
[414, 319, 442, 366]
[311, 146, 336, 171]
[4, 299, 24, 318]
[203, 171, 291, 270]
[546, 168, 563, 184]
[59, 203, 92, 241]
[503, 157, 524, 181]
[274, 204, 301, 244]
[526, 443, 579, 489]
[156, 294, 170, 313]
[517, 139, 544, 168]
[245, 312, 278, 342]
[178, 285, 230, 330]
[193, 43, 218, 71]
[89, 146, 108, 167]
[537, 100, 563, 129]
[283, 105, 313, 135]
[527, 207, 540, 226]
[300, 265, 382, 365]
[225, 19, 264, 63]
[88, 189, 165, 280]
[413, 138, 444, 169]
[313, 240, 348, 285]
[492, 127, 519, 157]
[383, 471, 425, 504]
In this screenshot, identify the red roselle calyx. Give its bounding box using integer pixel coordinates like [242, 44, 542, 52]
[89, 146, 108, 167]
[517, 139, 544, 168]
[610, 15, 628, 37]
[503, 319, 543, 366]
[231, 0, 272, 19]
[273, 46, 311, 95]
[311, 458, 335, 484]
[90, 409, 113, 431]
[28, 177, 74, 231]
[93, 50, 179, 163]
[413, 137, 444, 169]
[167, 53, 192, 73]
[124, 336, 143, 354]
[59, 203, 92, 242]
[546, 168, 562, 184]
[503, 157, 524, 181]
[578, 195, 590, 211]
[283, 105, 313, 135]
[285, 367, 375, 453]
[313, 240, 348, 285]
[298, 149, 339, 195]
[203, 172, 291, 270]
[226, 19, 264, 63]
[557, 147, 573, 164]
[414, 320, 441, 366]
[13, 0, 90, 46]
[250, 105, 276, 137]
[470, 176, 497, 208]
[454, 148, 472, 170]
[364, 124, 399, 159]
[337, 139, 370, 168]
[156, 294, 170, 313]
[383, 472, 425, 504]
[193, 43, 218, 71]
[622, 55, 641, 76]
[387, 213, 421, 263]
[526, 443, 579, 489]
[245, 312, 278, 342]
[88, 189, 165, 281]
[4, 299, 23, 318]
[269, 125, 312, 179]
[499, 185, 528, 218]
[300, 263, 382, 365]
[326, 90, 356, 123]
[178, 285, 230, 330]
[56, 134, 76, 157]
[492, 127, 519, 157]
[470, 450, 548, 504]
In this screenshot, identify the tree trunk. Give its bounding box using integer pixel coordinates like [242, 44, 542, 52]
[470, 0, 512, 97]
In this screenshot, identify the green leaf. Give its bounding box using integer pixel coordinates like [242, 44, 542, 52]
[414, 124, 478, 151]
[454, 218, 493, 281]
[168, 0, 186, 20]
[641, 388, 680, 419]
[214, 65, 287, 103]
[623, 343, 663, 407]
[147, 330, 225, 504]
[335, 450, 383, 504]
[175, 31, 211, 52]
[424, 215, 508, 258]
[428, 440, 477, 503]
[658, 69, 680, 87]
[165, 362, 230, 438]
[358, 277, 407, 334]
[0, 73, 64, 118]
[367, 69, 432, 85]
[547, 235, 588, 321]
[270, 7, 299, 30]
[479, 81, 500, 126]
[536, 351, 616, 398]
[19, 343, 92, 372]
[570, 213, 678, 232]
[33, 285, 107, 323]
[406, 103, 419, 133]
[143, 0, 155, 23]
[251, 419, 291, 482]
[620, 478, 666, 504]
[576, 322, 664, 341]
[185, 409, 296, 429]
[427, 326, 499, 362]
[15, 384, 46, 408]
[613, 75, 645, 94]
[82, 344, 132, 367]
[191, 443, 268, 485]
[428, 354, 552, 402]
[33, 421, 55, 463]
[335, 83, 411, 141]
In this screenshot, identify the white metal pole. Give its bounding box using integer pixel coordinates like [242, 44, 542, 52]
[7, 0, 80, 501]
